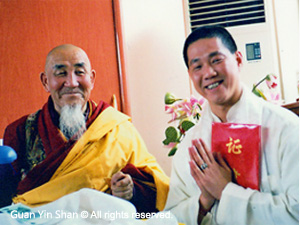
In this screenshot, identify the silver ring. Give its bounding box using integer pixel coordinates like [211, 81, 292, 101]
[200, 163, 208, 170]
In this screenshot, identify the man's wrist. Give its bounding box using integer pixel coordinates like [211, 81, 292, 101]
[199, 194, 214, 211]
[199, 198, 214, 216]
[197, 197, 214, 225]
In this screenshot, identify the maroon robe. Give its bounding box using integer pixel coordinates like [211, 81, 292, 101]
[1, 97, 157, 213]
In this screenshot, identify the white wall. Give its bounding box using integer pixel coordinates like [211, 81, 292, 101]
[119, 0, 190, 175]
[225, 0, 299, 104]
[273, 0, 299, 103]
[227, 0, 282, 100]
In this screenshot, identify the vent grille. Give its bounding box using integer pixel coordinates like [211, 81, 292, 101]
[188, 0, 266, 30]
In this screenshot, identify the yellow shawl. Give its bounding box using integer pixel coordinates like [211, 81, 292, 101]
[13, 107, 169, 211]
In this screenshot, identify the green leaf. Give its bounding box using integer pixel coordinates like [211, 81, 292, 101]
[165, 126, 179, 140]
[252, 88, 261, 97]
[162, 139, 169, 145]
[163, 138, 176, 145]
[181, 120, 195, 131]
[252, 88, 267, 100]
[168, 146, 178, 156]
[163, 126, 179, 145]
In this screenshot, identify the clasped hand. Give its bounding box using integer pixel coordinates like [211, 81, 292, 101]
[111, 171, 134, 200]
[189, 138, 232, 209]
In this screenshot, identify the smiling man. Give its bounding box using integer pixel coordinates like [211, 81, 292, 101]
[186, 35, 243, 122]
[1, 44, 169, 214]
[164, 26, 299, 225]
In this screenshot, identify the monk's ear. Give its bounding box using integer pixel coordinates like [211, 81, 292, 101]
[90, 69, 96, 89]
[40, 72, 50, 92]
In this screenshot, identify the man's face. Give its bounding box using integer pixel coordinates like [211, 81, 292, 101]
[187, 37, 243, 108]
[41, 47, 95, 113]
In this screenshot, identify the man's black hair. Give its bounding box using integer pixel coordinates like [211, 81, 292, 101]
[183, 25, 238, 68]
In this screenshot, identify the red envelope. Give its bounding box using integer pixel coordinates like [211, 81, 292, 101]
[211, 122, 261, 190]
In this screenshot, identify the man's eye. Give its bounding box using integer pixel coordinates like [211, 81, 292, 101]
[212, 58, 223, 64]
[75, 71, 85, 75]
[55, 71, 66, 76]
[193, 65, 202, 71]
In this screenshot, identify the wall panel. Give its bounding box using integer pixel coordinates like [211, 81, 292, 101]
[0, 0, 122, 137]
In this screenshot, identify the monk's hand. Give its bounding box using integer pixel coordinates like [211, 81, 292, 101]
[189, 138, 232, 201]
[111, 171, 134, 200]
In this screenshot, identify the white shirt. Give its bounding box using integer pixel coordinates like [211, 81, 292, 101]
[164, 87, 299, 225]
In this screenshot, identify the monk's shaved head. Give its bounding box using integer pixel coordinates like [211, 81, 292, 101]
[45, 44, 92, 72]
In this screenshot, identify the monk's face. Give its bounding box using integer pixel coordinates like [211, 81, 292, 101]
[41, 45, 95, 113]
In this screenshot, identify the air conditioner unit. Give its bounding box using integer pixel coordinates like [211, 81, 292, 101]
[184, 0, 299, 103]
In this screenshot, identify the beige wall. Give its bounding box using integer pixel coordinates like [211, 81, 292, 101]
[119, 0, 190, 175]
[273, 0, 299, 103]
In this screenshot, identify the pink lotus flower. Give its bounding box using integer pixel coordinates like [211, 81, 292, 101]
[190, 95, 205, 106]
[266, 74, 278, 89]
[163, 93, 205, 156]
[165, 105, 179, 122]
[264, 91, 280, 104]
[178, 100, 193, 116]
[252, 74, 280, 103]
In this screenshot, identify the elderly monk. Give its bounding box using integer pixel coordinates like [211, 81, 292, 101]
[0, 44, 169, 213]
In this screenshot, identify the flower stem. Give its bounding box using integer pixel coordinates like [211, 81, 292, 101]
[252, 76, 267, 92]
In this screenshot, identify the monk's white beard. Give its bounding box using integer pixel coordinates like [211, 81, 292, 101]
[59, 104, 86, 140]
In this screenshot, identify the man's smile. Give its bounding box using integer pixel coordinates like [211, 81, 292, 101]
[205, 80, 224, 90]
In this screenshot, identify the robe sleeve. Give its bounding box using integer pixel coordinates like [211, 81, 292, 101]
[115, 119, 169, 211]
[122, 163, 158, 213]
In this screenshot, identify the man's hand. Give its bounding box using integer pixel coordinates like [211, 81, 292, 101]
[189, 138, 232, 202]
[111, 171, 134, 200]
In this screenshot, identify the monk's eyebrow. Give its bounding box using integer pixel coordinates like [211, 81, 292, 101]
[74, 62, 85, 68]
[53, 63, 86, 70]
[54, 64, 66, 70]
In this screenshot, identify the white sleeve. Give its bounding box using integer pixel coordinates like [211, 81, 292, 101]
[164, 149, 199, 225]
[164, 139, 214, 225]
[214, 125, 299, 225]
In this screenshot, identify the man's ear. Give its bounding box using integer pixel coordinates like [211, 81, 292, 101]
[235, 51, 243, 69]
[40, 72, 50, 92]
[90, 69, 96, 89]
